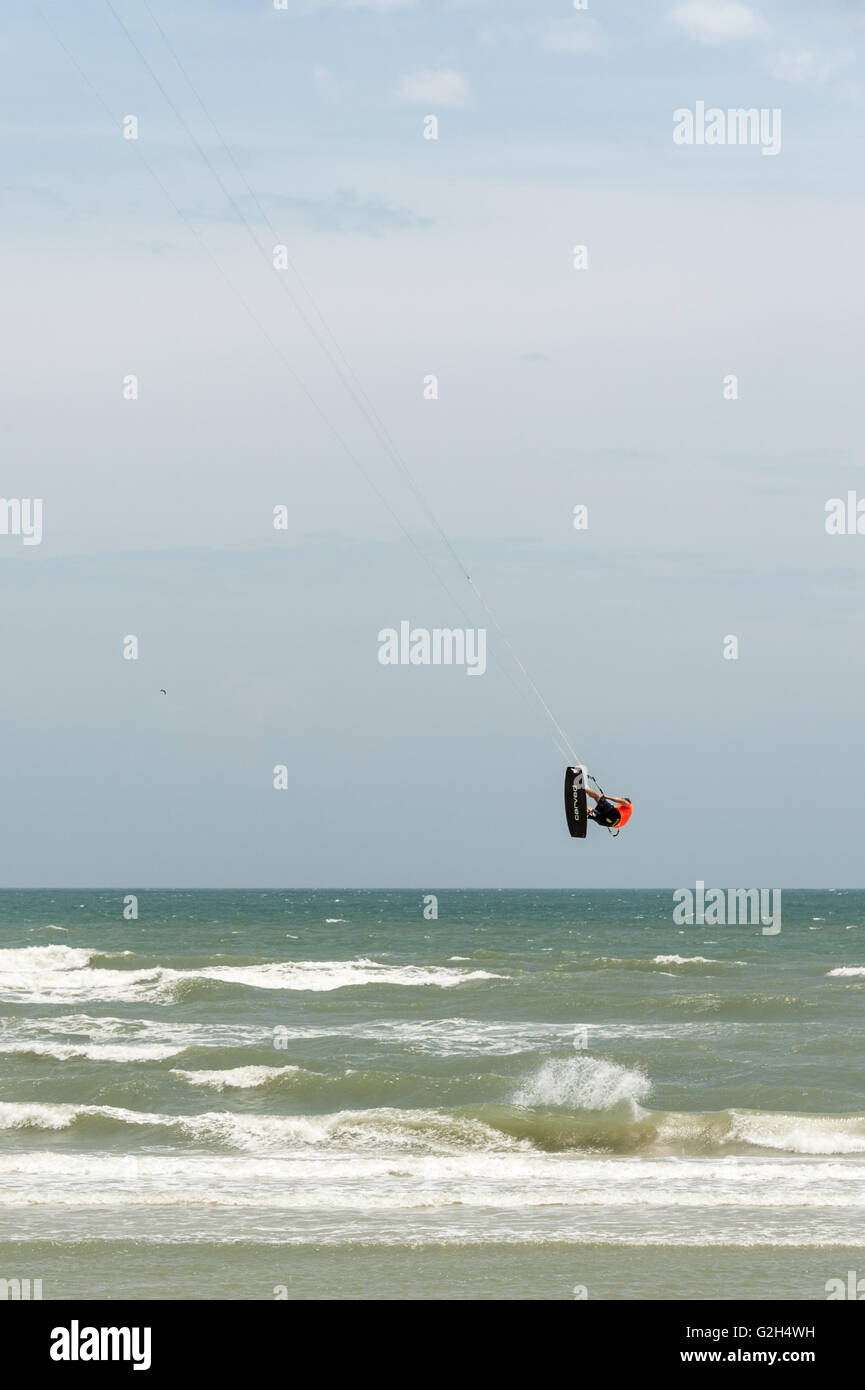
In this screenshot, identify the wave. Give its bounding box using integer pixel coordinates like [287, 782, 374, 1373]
[724, 1110, 865, 1155]
[665, 992, 813, 1018]
[0, 1014, 271, 1052]
[3, 1041, 186, 1063]
[571, 954, 747, 974]
[512, 1056, 651, 1113]
[0, 946, 169, 1004]
[4, 1088, 865, 1159]
[654, 954, 716, 964]
[1, 1149, 864, 1218]
[0, 1013, 751, 1066]
[0, 945, 93, 972]
[189, 959, 503, 993]
[166, 1062, 456, 1104]
[827, 967, 865, 978]
[0, 946, 502, 1003]
[652, 954, 746, 967]
[479, 1104, 865, 1157]
[171, 1066, 303, 1091]
[0, 1101, 524, 1155]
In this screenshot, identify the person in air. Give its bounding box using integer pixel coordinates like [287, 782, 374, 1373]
[586, 787, 633, 831]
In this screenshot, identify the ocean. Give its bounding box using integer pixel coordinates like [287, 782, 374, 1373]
[1, 888, 864, 1301]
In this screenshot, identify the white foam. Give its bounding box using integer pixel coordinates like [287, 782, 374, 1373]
[513, 1055, 652, 1112]
[194, 958, 503, 992]
[0, 946, 501, 1004]
[827, 967, 865, 978]
[4, 1041, 185, 1062]
[727, 1110, 865, 1155]
[3, 1150, 865, 1222]
[0, 944, 93, 972]
[0, 1012, 746, 1060]
[0, 1101, 173, 1132]
[0, 1015, 269, 1051]
[0, 946, 169, 1004]
[0, 1100, 523, 1156]
[171, 1066, 301, 1090]
[652, 954, 745, 966]
[0, 1102, 83, 1131]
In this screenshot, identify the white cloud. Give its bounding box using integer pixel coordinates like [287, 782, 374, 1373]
[670, 2, 766, 46]
[771, 51, 815, 85]
[540, 19, 603, 56]
[394, 69, 472, 108]
[772, 49, 854, 87]
[477, 18, 602, 55]
[312, 65, 342, 101]
[283, 0, 418, 12]
[343, 0, 418, 8]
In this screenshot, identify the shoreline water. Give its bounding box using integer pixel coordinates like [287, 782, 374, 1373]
[2, 890, 864, 1301]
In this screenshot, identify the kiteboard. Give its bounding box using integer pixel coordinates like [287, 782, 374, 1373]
[564, 765, 588, 838]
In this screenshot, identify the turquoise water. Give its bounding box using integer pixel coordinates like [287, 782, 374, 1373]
[2, 889, 865, 1300]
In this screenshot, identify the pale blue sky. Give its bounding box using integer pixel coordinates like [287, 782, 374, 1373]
[2, 0, 865, 886]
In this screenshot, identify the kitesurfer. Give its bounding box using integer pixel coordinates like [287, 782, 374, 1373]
[586, 787, 633, 830]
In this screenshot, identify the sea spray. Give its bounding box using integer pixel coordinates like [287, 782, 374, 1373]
[513, 1056, 652, 1114]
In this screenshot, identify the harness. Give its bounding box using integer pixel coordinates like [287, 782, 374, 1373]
[592, 798, 622, 834]
[589, 775, 631, 837]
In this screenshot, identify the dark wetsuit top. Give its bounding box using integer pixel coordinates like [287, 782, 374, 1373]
[590, 796, 622, 828]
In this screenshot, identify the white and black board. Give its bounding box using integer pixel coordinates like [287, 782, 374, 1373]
[564, 765, 588, 839]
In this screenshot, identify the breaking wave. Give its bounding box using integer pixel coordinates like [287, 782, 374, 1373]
[0, 945, 502, 1003]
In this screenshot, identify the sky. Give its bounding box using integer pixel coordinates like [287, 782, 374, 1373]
[2, 0, 865, 887]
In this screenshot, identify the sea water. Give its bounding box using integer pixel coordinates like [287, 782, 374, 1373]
[1, 889, 863, 1301]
